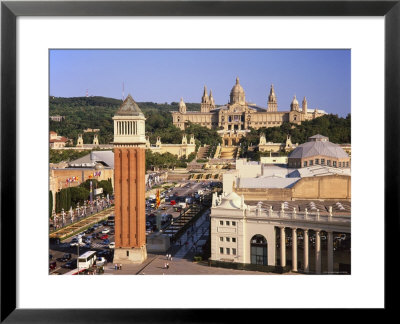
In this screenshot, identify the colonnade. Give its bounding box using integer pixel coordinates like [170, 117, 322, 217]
[115, 120, 138, 136]
[279, 227, 334, 274]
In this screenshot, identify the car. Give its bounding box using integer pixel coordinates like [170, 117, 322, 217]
[109, 242, 115, 249]
[62, 259, 77, 269]
[103, 239, 110, 245]
[49, 261, 57, 270]
[101, 228, 110, 234]
[49, 254, 53, 261]
[101, 234, 109, 240]
[109, 229, 115, 235]
[69, 238, 80, 247]
[56, 253, 72, 262]
[102, 221, 108, 226]
[96, 257, 107, 266]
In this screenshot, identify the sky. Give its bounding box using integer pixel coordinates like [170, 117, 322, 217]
[50, 49, 351, 117]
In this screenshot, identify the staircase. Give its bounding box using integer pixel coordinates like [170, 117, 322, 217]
[219, 146, 238, 160]
[196, 145, 210, 159]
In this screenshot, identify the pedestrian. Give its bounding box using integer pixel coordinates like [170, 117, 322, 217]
[119, 263, 122, 270]
[170, 256, 172, 261]
[166, 253, 168, 260]
[164, 262, 167, 269]
[166, 263, 169, 269]
[114, 263, 117, 270]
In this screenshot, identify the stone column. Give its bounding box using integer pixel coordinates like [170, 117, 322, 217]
[292, 228, 298, 272]
[303, 229, 309, 273]
[315, 230, 321, 274]
[280, 227, 286, 267]
[327, 231, 334, 274]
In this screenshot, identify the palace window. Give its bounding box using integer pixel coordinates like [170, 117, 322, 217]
[220, 221, 223, 225]
[309, 160, 313, 166]
[232, 221, 236, 226]
[232, 248, 237, 255]
[315, 159, 319, 165]
[220, 237, 223, 242]
[339, 162, 342, 167]
[321, 159, 325, 165]
[303, 161, 307, 167]
[226, 221, 230, 226]
[220, 247, 223, 254]
[333, 161, 337, 167]
[226, 248, 230, 255]
[226, 237, 230, 242]
[327, 160, 331, 166]
[232, 238, 236, 243]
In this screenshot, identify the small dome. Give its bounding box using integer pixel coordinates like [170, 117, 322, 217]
[94, 163, 104, 170]
[291, 95, 299, 106]
[179, 97, 186, 108]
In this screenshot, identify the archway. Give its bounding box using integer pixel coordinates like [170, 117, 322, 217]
[250, 234, 268, 265]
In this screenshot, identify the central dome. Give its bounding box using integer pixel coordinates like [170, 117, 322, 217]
[230, 77, 246, 105]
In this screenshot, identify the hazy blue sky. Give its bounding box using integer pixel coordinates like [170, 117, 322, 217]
[50, 49, 350, 116]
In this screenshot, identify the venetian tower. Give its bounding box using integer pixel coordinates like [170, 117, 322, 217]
[112, 94, 147, 264]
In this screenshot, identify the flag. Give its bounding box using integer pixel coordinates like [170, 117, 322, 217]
[156, 189, 160, 209]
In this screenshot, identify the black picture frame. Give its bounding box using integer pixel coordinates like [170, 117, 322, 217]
[1, 0, 398, 322]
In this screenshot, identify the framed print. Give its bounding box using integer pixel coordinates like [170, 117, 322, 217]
[1, 0, 398, 322]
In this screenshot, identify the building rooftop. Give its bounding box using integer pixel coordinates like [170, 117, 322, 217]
[68, 150, 114, 168]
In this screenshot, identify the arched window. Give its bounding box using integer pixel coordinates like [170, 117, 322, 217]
[250, 234, 267, 265]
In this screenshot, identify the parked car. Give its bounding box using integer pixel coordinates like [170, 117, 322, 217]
[102, 228, 110, 234]
[49, 261, 57, 270]
[96, 257, 107, 266]
[56, 253, 72, 262]
[101, 234, 109, 240]
[69, 238, 80, 247]
[103, 239, 110, 245]
[109, 242, 115, 249]
[62, 259, 77, 269]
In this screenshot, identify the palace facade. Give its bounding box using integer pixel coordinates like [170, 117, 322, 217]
[172, 77, 327, 145]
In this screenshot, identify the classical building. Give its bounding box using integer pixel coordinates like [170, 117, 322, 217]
[112, 94, 147, 264]
[258, 134, 298, 153]
[49, 150, 115, 213]
[49, 131, 70, 149]
[210, 191, 351, 274]
[171, 77, 326, 145]
[287, 135, 351, 168]
[210, 156, 351, 274]
[145, 134, 196, 159]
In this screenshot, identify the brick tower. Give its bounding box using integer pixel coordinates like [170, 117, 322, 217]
[112, 94, 147, 264]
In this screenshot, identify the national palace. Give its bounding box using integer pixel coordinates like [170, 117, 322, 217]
[172, 77, 327, 145]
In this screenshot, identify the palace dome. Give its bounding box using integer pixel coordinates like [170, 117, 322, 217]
[230, 77, 246, 105]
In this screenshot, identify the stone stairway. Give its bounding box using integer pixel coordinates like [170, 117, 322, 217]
[219, 146, 238, 159]
[196, 145, 210, 159]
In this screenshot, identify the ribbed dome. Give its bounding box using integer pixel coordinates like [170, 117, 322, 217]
[289, 137, 349, 159]
[230, 77, 246, 104]
[291, 95, 299, 106]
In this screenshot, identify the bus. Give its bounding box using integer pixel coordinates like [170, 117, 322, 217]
[77, 251, 97, 270]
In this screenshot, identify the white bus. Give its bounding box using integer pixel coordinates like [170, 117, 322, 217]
[77, 251, 97, 270]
